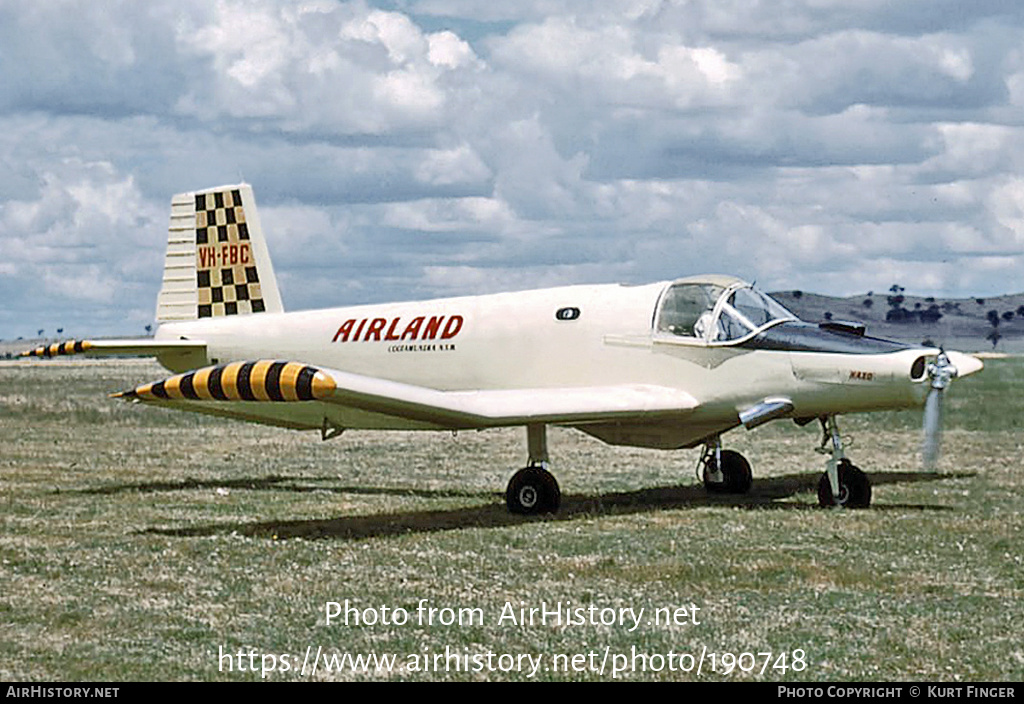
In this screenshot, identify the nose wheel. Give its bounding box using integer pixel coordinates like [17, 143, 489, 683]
[816, 416, 871, 508]
[817, 458, 871, 508]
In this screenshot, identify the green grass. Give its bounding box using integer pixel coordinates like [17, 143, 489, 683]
[1, 358, 1022, 681]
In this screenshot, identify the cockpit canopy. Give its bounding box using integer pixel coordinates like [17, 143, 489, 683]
[655, 276, 797, 344]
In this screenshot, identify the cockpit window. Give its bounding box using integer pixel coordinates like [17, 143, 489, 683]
[728, 287, 794, 330]
[656, 281, 796, 343]
[656, 284, 725, 337]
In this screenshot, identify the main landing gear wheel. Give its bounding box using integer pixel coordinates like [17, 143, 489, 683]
[817, 459, 871, 508]
[506, 466, 561, 515]
[703, 449, 753, 494]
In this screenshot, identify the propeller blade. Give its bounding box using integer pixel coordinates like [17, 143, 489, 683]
[922, 351, 958, 472]
[922, 385, 943, 472]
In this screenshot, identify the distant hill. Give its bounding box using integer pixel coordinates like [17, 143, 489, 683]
[770, 289, 1024, 353]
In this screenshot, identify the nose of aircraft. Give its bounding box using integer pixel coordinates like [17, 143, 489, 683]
[943, 350, 984, 378]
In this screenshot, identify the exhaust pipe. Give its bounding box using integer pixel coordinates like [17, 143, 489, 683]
[739, 397, 795, 430]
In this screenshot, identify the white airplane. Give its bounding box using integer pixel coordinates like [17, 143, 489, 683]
[24, 184, 983, 513]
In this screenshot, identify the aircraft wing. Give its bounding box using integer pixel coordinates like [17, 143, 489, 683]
[111, 359, 700, 429]
[22, 338, 206, 359]
[322, 368, 700, 426]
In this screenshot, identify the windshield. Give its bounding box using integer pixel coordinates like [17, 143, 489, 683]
[656, 282, 796, 343]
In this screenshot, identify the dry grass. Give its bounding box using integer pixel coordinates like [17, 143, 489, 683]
[1, 358, 1021, 681]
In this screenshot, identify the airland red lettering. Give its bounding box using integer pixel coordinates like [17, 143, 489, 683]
[441, 315, 463, 339]
[353, 318, 367, 340]
[401, 317, 425, 340]
[332, 315, 465, 343]
[422, 316, 443, 340]
[332, 319, 355, 342]
[364, 318, 387, 341]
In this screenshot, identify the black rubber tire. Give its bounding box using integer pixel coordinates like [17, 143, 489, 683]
[703, 449, 753, 494]
[817, 459, 871, 508]
[506, 466, 561, 515]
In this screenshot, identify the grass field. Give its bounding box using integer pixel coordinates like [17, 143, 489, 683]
[1, 357, 1022, 681]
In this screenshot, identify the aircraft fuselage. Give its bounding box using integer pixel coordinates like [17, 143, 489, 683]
[153, 280, 936, 449]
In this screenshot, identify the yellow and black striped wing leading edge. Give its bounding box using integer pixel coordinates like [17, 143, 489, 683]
[113, 360, 336, 403]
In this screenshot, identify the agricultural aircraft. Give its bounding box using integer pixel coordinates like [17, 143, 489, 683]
[24, 184, 983, 513]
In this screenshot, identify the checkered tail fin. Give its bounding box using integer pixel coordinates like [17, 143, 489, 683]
[156, 184, 284, 322]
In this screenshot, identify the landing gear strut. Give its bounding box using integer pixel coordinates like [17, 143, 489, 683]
[698, 437, 753, 494]
[505, 424, 561, 515]
[816, 415, 871, 508]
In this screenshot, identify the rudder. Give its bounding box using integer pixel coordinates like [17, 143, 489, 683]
[156, 184, 284, 322]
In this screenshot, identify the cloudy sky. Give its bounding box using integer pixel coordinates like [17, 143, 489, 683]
[2, 0, 1023, 338]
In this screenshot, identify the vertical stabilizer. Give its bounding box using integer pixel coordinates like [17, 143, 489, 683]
[156, 184, 284, 322]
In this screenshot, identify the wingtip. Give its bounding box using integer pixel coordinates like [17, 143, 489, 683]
[311, 370, 336, 399]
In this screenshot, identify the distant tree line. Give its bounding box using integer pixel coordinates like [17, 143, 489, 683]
[884, 285, 944, 323]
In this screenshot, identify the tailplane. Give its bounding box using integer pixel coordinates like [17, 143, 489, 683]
[156, 184, 284, 322]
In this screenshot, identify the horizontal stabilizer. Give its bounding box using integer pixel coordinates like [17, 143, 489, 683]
[22, 338, 207, 359]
